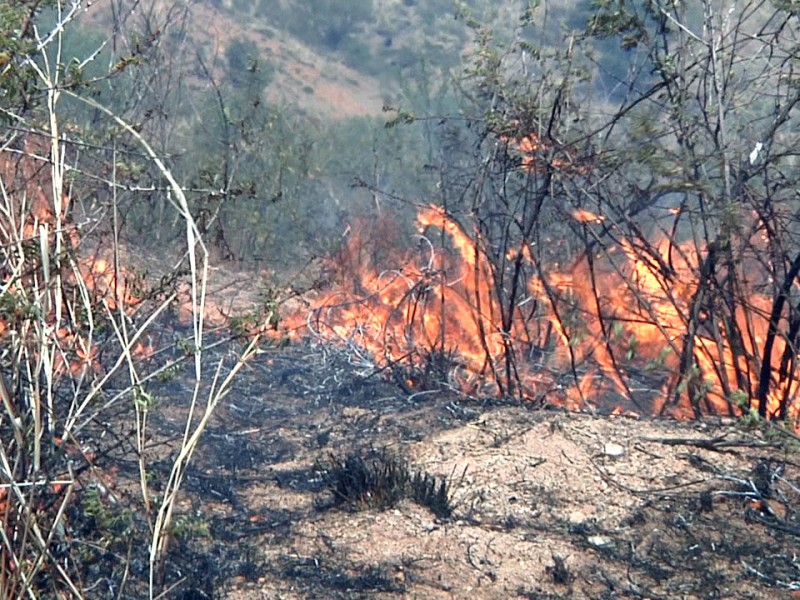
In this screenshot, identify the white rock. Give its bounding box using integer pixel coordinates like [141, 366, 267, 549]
[587, 535, 613, 548]
[603, 442, 625, 457]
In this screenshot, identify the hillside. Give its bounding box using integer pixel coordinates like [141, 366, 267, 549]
[82, 0, 580, 120]
[179, 1, 388, 119]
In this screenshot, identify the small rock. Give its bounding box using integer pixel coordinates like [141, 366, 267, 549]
[603, 442, 625, 457]
[587, 535, 613, 548]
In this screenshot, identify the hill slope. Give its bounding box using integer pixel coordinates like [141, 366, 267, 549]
[185, 1, 388, 118]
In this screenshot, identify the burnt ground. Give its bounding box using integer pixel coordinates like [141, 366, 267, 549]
[70, 332, 800, 599]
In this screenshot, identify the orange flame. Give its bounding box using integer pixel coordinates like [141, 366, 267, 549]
[283, 205, 800, 428]
[78, 257, 142, 311]
[0, 138, 145, 379]
[504, 132, 590, 174]
[571, 209, 605, 224]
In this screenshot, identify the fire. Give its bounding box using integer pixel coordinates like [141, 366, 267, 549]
[282, 205, 516, 393]
[0, 138, 145, 379]
[78, 256, 142, 311]
[284, 205, 800, 428]
[503, 131, 591, 174]
[571, 209, 605, 224]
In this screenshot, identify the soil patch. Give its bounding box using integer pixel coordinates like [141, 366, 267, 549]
[108, 336, 800, 599]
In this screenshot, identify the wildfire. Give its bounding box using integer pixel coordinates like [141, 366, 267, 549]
[0, 139, 147, 379]
[503, 131, 591, 175]
[79, 257, 142, 311]
[571, 209, 605, 224]
[284, 205, 800, 428]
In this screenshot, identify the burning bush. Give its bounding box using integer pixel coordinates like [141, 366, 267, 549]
[287, 2, 800, 430]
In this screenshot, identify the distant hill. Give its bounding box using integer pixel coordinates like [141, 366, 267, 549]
[183, 1, 388, 119]
[82, 0, 586, 120]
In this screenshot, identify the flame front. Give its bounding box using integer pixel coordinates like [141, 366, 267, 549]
[284, 205, 800, 428]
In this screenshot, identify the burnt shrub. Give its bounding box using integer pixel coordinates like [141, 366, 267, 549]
[315, 450, 461, 518]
